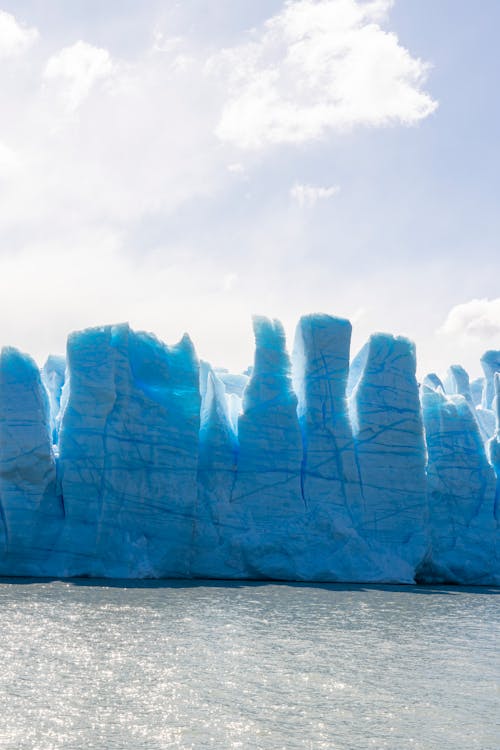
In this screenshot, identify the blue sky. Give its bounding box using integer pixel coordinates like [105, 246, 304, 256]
[0, 0, 498, 378]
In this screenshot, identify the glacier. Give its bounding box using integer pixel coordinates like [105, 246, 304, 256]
[0, 314, 499, 584]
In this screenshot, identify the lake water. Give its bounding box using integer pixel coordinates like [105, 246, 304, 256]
[0, 580, 498, 749]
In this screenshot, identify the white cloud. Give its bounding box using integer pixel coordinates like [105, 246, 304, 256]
[0, 1, 456, 378]
[151, 31, 184, 55]
[210, 0, 437, 149]
[0, 35, 224, 232]
[0, 2, 437, 240]
[44, 41, 114, 111]
[0, 141, 20, 176]
[223, 272, 238, 291]
[0, 9, 38, 59]
[290, 182, 340, 207]
[438, 298, 500, 342]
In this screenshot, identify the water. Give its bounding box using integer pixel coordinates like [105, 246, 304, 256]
[0, 581, 498, 750]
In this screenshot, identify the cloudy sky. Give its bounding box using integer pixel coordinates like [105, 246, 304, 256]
[0, 0, 498, 378]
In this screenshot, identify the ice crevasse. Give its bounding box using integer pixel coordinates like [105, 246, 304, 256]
[0, 314, 498, 583]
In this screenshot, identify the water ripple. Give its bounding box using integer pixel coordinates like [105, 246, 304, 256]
[0, 581, 498, 749]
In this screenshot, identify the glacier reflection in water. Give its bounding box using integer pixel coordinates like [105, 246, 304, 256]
[0, 580, 498, 749]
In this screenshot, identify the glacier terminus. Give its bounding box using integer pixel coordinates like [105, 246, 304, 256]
[0, 314, 499, 584]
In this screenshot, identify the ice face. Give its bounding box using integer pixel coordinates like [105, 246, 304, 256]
[215, 370, 249, 399]
[55, 324, 200, 577]
[471, 354, 499, 442]
[293, 315, 352, 471]
[0, 317, 498, 583]
[210, 367, 246, 435]
[41, 354, 66, 445]
[420, 386, 498, 584]
[470, 377, 484, 407]
[350, 334, 428, 578]
[346, 341, 368, 402]
[445, 363, 495, 441]
[291, 316, 399, 581]
[0, 347, 62, 574]
[292, 315, 362, 579]
[475, 405, 496, 441]
[480, 350, 500, 410]
[488, 373, 500, 523]
[422, 373, 445, 392]
[193, 364, 242, 577]
[292, 315, 357, 517]
[231, 316, 305, 578]
[446, 364, 473, 403]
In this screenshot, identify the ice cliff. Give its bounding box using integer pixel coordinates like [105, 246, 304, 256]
[0, 315, 499, 584]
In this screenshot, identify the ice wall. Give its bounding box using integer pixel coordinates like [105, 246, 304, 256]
[193, 362, 240, 577]
[55, 324, 200, 577]
[481, 350, 500, 410]
[350, 335, 428, 579]
[293, 315, 355, 508]
[489, 374, 500, 523]
[292, 315, 382, 581]
[420, 386, 498, 584]
[0, 316, 498, 583]
[0, 348, 62, 574]
[446, 364, 473, 404]
[230, 317, 305, 578]
[475, 350, 500, 441]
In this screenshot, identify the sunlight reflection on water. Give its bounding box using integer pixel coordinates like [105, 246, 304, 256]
[0, 580, 498, 749]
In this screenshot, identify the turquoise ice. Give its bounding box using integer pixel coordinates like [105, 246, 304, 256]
[0, 316, 498, 583]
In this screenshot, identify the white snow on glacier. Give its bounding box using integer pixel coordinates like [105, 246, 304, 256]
[0, 315, 499, 583]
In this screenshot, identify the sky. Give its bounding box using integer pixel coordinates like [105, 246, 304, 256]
[0, 0, 499, 379]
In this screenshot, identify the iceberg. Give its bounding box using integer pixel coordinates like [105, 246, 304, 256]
[0, 314, 498, 583]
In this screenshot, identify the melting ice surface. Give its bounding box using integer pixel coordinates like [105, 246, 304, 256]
[0, 314, 499, 583]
